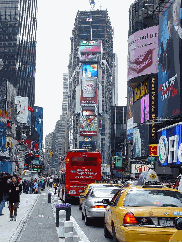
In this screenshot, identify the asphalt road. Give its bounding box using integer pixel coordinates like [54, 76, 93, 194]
[71, 204, 112, 242]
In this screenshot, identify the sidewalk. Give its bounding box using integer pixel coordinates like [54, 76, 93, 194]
[0, 193, 39, 242]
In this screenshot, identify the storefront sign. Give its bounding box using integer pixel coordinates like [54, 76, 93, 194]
[149, 144, 158, 156]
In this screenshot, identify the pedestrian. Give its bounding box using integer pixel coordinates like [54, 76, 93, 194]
[54, 182, 57, 194]
[49, 177, 53, 187]
[8, 176, 22, 221]
[34, 180, 38, 194]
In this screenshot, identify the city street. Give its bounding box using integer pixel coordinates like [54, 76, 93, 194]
[71, 204, 111, 242]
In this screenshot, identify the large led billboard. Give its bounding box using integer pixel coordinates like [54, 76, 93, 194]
[79, 141, 97, 151]
[141, 94, 149, 123]
[80, 115, 97, 136]
[158, 123, 182, 166]
[82, 106, 95, 116]
[133, 123, 149, 158]
[82, 64, 97, 78]
[79, 40, 102, 53]
[81, 77, 97, 104]
[127, 25, 159, 80]
[82, 77, 96, 98]
[158, 0, 181, 118]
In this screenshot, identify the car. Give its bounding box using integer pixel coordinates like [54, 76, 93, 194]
[82, 186, 121, 226]
[79, 182, 122, 210]
[169, 217, 182, 242]
[104, 170, 182, 242]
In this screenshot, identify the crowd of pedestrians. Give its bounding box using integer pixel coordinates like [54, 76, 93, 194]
[0, 172, 62, 221]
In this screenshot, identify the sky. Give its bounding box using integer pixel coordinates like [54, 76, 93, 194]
[35, 0, 134, 144]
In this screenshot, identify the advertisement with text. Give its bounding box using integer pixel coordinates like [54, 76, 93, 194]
[158, 0, 181, 118]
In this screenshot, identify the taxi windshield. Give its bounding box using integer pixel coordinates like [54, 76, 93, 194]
[124, 189, 182, 207]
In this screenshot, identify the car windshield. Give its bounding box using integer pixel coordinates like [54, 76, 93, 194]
[124, 189, 182, 207]
[91, 187, 120, 197]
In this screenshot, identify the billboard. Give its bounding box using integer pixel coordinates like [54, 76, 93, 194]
[80, 78, 97, 104]
[133, 123, 149, 158]
[79, 141, 97, 151]
[141, 94, 149, 123]
[158, 123, 182, 166]
[131, 164, 150, 174]
[82, 77, 97, 98]
[82, 106, 95, 116]
[15, 96, 28, 124]
[80, 115, 97, 136]
[127, 25, 159, 80]
[82, 64, 97, 78]
[158, 0, 181, 118]
[79, 40, 102, 53]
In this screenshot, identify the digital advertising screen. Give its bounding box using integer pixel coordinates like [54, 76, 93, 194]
[141, 94, 149, 123]
[82, 106, 95, 116]
[158, 123, 182, 166]
[82, 77, 97, 98]
[79, 141, 97, 151]
[82, 64, 97, 78]
[80, 115, 97, 136]
[133, 123, 149, 158]
[127, 25, 159, 80]
[127, 86, 134, 120]
[79, 40, 102, 53]
[158, 0, 181, 118]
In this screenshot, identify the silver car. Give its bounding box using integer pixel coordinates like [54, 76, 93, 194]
[82, 186, 121, 225]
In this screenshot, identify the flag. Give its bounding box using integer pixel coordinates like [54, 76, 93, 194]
[86, 16, 92, 21]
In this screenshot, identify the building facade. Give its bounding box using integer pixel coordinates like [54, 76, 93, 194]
[126, 0, 179, 179]
[68, 9, 117, 165]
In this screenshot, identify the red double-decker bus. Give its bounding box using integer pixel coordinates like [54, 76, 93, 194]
[62, 150, 101, 202]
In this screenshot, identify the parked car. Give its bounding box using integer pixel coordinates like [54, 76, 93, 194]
[82, 186, 121, 225]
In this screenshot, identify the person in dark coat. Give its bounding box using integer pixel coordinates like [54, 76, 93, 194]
[8, 176, 22, 221]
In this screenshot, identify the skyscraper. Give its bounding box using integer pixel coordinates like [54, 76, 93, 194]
[68, 9, 117, 164]
[0, 0, 37, 109]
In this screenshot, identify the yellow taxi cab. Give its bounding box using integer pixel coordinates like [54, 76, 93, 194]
[104, 170, 182, 242]
[169, 218, 182, 242]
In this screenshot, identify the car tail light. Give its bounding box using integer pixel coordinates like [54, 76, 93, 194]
[123, 212, 138, 225]
[91, 205, 107, 208]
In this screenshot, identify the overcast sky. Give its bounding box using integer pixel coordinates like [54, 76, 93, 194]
[35, 0, 134, 144]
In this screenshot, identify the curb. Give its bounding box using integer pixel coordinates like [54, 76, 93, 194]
[9, 194, 40, 242]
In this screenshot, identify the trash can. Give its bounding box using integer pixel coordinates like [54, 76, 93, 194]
[56, 203, 71, 227]
[48, 192, 51, 203]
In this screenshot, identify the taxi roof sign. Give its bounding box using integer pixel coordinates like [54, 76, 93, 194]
[137, 169, 160, 186]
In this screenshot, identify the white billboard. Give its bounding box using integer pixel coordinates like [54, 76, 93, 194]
[15, 96, 28, 124]
[131, 164, 150, 174]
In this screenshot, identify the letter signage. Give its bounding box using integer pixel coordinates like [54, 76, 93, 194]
[158, 124, 182, 166]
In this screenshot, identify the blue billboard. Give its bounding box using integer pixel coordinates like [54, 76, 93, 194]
[34, 106, 43, 150]
[82, 64, 97, 78]
[158, 123, 182, 166]
[158, 0, 181, 118]
[0, 121, 6, 152]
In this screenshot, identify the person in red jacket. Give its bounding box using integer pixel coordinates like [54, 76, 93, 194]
[8, 176, 22, 221]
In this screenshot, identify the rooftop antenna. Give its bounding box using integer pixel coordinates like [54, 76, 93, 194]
[89, 0, 95, 11]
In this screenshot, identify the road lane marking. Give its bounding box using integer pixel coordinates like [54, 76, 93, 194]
[70, 216, 90, 242]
